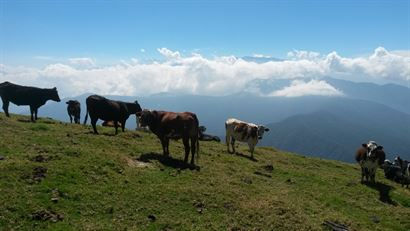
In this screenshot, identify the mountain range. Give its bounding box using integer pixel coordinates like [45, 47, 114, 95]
[6, 77, 410, 162]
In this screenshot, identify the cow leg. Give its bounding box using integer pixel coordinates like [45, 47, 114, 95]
[121, 120, 126, 132]
[160, 137, 169, 156]
[91, 118, 98, 134]
[231, 138, 236, 154]
[226, 135, 233, 154]
[29, 106, 35, 122]
[69, 115, 73, 123]
[1, 98, 10, 117]
[190, 137, 196, 165]
[249, 143, 255, 159]
[114, 121, 119, 135]
[34, 108, 38, 121]
[360, 167, 365, 183]
[182, 137, 190, 163]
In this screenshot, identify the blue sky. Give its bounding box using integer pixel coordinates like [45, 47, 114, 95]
[1, 0, 409, 65]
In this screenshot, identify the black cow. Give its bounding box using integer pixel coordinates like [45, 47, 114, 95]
[66, 100, 81, 124]
[0, 81, 61, 122]
[83, 95, 142, 134]
[198, 126, 221, 142]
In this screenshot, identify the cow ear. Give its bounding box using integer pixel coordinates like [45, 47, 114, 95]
[377, 145, 383, 150]
[265, 128, 270, 132]
[362, 143, 367, 148]
[66, 101, 69, 104]
[53, 87, 57, 90]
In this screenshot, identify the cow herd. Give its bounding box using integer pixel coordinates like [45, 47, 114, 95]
[0, 81, 409, 188]
[355, 141, 410, 187]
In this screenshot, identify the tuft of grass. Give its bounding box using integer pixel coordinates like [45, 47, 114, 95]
[0, 113, 409, 230]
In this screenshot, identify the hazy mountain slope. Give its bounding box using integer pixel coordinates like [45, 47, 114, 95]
[0, 114, 409, 230]
[260, 100, 410, 162]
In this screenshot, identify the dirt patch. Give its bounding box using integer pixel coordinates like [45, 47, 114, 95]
[125, 157, 152, 168]
[30, 155, 51, 163]
[32, 167, 47, 182]
[31, 209, 64, 222]
[263, 164, 274, 172]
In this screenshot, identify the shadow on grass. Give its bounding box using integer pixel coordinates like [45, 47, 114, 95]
[138, 152, 199, 171]
[17, 118, 32, 123]
[234, 152, 258, 162]
[364, 182, 397, 205]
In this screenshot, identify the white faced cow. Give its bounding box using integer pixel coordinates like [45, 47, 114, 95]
[225, 118, 269, 159]
[355, 141, 386, 183]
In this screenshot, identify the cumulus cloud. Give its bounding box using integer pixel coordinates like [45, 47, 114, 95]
[68, 57, 95, 68]
[268, 80, 344, 97]
[157, 48, 181, 59]
[287, 50, 320, 60]
[0, 47, 409, 98]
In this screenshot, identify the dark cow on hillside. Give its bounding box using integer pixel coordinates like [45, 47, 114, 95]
[384, 158, 410, 187]
[66, 100, 81, 124]
[355, 141, 385, 183]
[83, 95, 142, 134]
[225, 118, 269, 159]
[0, 81, 61, 122]
[137, 110, 200, 166]
[198, 126, 221, 142]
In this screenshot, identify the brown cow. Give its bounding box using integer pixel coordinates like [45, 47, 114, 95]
[355, 141, 385, 183]
[137, 110, 200, 165]
[66, 100, 81, 124]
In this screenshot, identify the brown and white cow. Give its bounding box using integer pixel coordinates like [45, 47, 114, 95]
[137, 110, 200, 166]
[225, 118, 269, 159]
[102, 120, 122, 127]
[355, 141, 386, 183]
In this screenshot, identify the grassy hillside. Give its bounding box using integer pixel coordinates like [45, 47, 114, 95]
[0, 113, 409, 230]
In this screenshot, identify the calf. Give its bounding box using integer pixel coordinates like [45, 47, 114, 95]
[102, 120, 122, 127]
[66, 100, 81, 124]
[355, 141, 385, 183]
[137, 110, 200, 165]
[198, 126, 221, 142]
[83, 95, 142, 134]
[225, 118, 269, 159]
[0, 81, 61, 122]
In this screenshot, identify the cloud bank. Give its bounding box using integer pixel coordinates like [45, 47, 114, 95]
[0, 47, 409, 97]
[268, 80, 344, 97]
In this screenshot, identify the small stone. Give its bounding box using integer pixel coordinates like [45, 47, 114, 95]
[148, 214, 156, 222]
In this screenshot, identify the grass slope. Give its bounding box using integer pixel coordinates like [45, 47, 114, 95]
[0, 113, 409, 230]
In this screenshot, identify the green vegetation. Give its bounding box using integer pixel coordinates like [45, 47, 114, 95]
[0, 113, 409, 230]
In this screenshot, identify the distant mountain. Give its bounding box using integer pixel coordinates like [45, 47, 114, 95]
[260, 98, 410, 162]
[5, 78, 410, 163]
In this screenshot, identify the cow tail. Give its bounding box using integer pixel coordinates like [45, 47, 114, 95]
[83, 107, 89, 125]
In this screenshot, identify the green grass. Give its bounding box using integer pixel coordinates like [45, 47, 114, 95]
[0, 113, 409, 230]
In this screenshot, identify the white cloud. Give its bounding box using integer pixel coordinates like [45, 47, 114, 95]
[140, 48, 145, 53]
[253, 54, 271, 58]
[287, 50, 321, 60]
[68, 57, 95, 68]
[268, 80, 344, 97]
[157, 47, 181, 59]
[0, 47, 409, 98]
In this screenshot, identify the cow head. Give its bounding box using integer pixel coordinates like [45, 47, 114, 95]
[257, 125, 270, 140]
[66, 100, 79, 106]
[50, 87, 61, 102]
[134, 100, 142, 112]
[136, 110, 155, 127]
